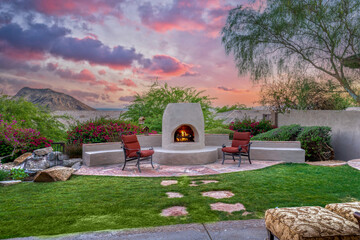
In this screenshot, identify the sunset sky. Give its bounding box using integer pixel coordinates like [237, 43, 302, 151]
[0, 0, 263, 108]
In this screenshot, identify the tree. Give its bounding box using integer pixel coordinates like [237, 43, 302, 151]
[123, 82, 217, 132]
[259, 76, 354, 112]
[222, 0, 360, 104]
[0, 94, 66, 141]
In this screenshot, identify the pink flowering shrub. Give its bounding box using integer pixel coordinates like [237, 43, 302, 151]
[0, 115, 53, 163]
[67, 118, 157, 144]
[228, 117, 276, 137]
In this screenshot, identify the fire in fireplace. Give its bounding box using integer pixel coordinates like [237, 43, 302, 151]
[174, 125, 194, 142]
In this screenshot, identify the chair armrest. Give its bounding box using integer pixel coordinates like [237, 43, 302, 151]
[354, 212, 360, 228]
[149, 147, 154, 150]
[222, 144, 226, 148]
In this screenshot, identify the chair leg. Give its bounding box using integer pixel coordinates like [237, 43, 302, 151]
[232, 155, 235, 161]
[222, 152, 225, 165]
[122, 160, 127, 171]
[238, 154, 242, 167]
[248, 151, 252, 164]
[137, 157, 141, 173]
[150, 155, 154, 169]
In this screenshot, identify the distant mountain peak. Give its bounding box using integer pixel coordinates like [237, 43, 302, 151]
[14, 87, 95, 111]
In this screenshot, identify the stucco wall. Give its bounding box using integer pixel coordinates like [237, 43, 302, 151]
[278, 110, 360, 161]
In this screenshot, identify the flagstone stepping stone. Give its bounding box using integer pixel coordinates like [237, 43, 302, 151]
[189, 181, 198, 186]
[161, 180, 178, 186]
[210, 202, 246, 214]
[242, 211, 252, 216]
[161, 206, 188, 217]
[201, 180, 218, 184]
[166, 192, 184, 198]
[202, 191, 234, 199]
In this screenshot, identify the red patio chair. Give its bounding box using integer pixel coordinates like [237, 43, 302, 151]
[222, 131, 252, 167]
[121, 134, 154, 172]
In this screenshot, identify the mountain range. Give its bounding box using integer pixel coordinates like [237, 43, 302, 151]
[14, 87, 95, 111]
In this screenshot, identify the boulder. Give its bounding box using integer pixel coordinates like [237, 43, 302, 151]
[0, 180, 21, 187]
[47, 152, 69, 162]
[34, 166, 74, 182]
[34, 147, 53, 156]
[63, 158, 83, 167]
[24, 156, 50, 171]
[1, 162, 15, 170]
[13, 152, 33, 165]
[71, 162, 82, 170]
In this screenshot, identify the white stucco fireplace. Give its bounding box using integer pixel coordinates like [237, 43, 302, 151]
[153, 103, 219, 165]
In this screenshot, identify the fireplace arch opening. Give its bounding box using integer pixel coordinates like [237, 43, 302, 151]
[174, 125, 195, 142]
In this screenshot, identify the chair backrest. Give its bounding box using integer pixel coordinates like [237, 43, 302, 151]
[232, 132, 251, 149]
[121, 134, 141, 157]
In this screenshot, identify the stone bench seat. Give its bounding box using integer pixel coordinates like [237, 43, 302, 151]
[265, 206, 360, 240]
[250, 147, 305, 163]
[83, 149, 124, 166]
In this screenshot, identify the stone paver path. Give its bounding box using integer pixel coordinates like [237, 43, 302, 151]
[202, 191, 234, 199]
[348, 159, 360, 171]
[75, 160, 282, 177]
[161, 206, 188, 217]
[160, 180, 178, 186]
[210, 202, 246, 214]
[307, 160, 347, 167]
[166, 192, 183, 198]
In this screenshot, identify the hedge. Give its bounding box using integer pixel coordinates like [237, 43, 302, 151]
[252, 125, 334, 161]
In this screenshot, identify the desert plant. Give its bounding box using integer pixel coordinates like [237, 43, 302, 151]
[67, 117, 155, 144]
[0, 94, 67, 141]
[297, 126, 334, 161]
[0, 116, 53, 163]
[10, 168, 28, 180]
[229, 116, 275, 136]
[123, 82, 216, 132]
[215, 104, 251, 113]
[251, 125, 302, 141]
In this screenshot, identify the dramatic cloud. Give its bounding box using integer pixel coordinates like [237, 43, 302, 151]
[119, 78, 137, 87]
[61, 89, 100, 103]
[0, 55, 41, 72]
[119, 95, 135, 102]
[1, 0, 124, 21]
[98, 69, 106, 75]
[217, 86, 250, 93]
[144, 55, 196, 77]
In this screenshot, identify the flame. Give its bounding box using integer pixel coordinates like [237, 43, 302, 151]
[176, 130, 191, 142]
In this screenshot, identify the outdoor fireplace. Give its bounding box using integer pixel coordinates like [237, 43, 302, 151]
[174, 125, 194, 142]
[162, 103, 205, 150]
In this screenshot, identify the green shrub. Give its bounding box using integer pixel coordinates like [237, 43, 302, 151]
[252, 125, 334, 161]
[0, 170, 10, 181]
[10, 168, 28, 180]
[205, 127, 234, 139]
[215, 104, 250, 113]
[251, 124, 302, 141]
[297, 126, 333, 161]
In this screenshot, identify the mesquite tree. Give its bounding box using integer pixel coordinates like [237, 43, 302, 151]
[222, 0, 360, 103]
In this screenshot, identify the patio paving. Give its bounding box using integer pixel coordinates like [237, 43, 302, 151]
[348, 159, 360, 171]
[75, 159, 283, 177]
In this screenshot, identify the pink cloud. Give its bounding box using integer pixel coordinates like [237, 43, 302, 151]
[98, 69, 106, 75]
[217, 86, 250, 93]
[119, 78, 137, 87]
[144, 55, 196, 77]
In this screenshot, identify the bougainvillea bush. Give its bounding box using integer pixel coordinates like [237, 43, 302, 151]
[229, 117, 276, 136]
[0, 115, 53, 163]
[67, 117, 157, 144]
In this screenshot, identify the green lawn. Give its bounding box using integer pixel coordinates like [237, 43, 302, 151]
[1, 163, 360, 239]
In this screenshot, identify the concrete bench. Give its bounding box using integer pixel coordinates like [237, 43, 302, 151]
[82, 135, 305, 166]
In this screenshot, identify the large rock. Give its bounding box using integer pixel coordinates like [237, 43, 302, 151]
[34, 166, 74, 182]
[1, 162, 15, 170]
[34, 147, 53, 156]
[24, 156, 50, 171]
[71, 162, 82, 170]
[63, 158, 83, 167]
[47, 152, 69, 162]
[13, 152, 32, 165]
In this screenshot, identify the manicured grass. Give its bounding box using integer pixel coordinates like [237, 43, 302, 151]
[1, 163, 359, 239]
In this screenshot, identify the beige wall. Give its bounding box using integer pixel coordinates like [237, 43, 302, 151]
[278, 110, 360, 161]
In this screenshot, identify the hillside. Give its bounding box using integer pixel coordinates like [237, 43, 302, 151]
[14, 87, 95, 111]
